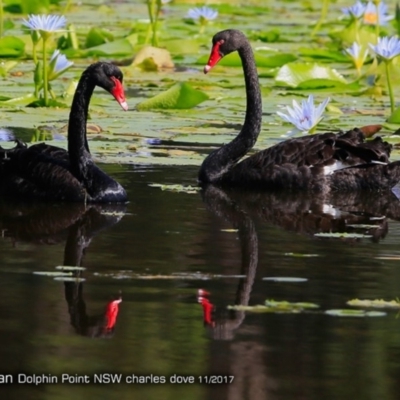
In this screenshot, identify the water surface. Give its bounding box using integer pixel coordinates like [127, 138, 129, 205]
[0, 165, 400, 400]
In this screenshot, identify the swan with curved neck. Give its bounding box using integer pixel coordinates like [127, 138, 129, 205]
[199, 29, 400, 192]
[0, 62, 129, 203]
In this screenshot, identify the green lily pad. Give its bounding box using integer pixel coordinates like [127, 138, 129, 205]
[275, 62, 347, 88]
[262, 277, 308, 282]
[54, 277, 86, 282]
[136, 82, 208, 110]
[325, 309, 387, 317]
[265, 300, 319, 309]
[148, 183, 200, 193]
[55, 265, 86, 271]
[85, 27, 114, 48]
[347, 299, 400, 308]
[0, 36, 25, 57]
[196, 51, 296, 68]
[133, 46, 174, 71]
[299, 48, 350, 62]
[314, 232, 373, 239]
[386, 107, 400, 124]
[33, 271, 73, 277]
[0, 61, 18, 77]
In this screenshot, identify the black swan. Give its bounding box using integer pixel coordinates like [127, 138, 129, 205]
[199, 29, 400, 193]
[0, 62, 129, 203]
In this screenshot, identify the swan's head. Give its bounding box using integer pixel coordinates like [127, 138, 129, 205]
[204, 29, 246, 74]
[87, 62, 128, 111]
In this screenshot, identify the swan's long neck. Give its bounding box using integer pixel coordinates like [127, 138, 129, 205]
[68, 72, 93, 181]
[199, 41, 262, 183]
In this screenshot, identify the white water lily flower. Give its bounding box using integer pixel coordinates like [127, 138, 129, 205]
[344, 42, 369, 71]
[187, 6, 218, 22]
[277, 95, 330, 134]
[22, 14, 66, 33]
[369, 36, 400, 61]
[48, 50, 74, 81]
[342, 1, 366, 19]
[363, 1, 393, 25]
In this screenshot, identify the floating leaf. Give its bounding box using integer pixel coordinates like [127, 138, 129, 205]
[55, 265, 86, 271]
[84, 37, 136, 57]
[283, 252, 319, 258]
[148, 183, 200, 193]
[387, 106, 400, 124]
[275, 63, 347, 88]
[0, 61, 18, 77]
[325, 309, 386, 317]
[227, 300, 319, 313]
[347, 299, 400, 308]
[133, 46, 174, 71]
[54, 277, 86, 282]
[0, 36, 25, 57]
[196, 51, 296, 68]
[136, 83, 208, 110]
[262, 277, 308, 282]
[265, 300, 319, 309]
[85, 27, 114, 48]
[33, 271, 73, 277]
[314, 232, 373, 239]
[299, 48, 350, 62]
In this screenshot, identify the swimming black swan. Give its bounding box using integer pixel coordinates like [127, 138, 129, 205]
[0, 62, 129, 203]
[199, 29, 400, 192]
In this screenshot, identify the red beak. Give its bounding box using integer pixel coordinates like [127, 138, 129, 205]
[204, 40, 224, 74]
[110, 76, 128, 111]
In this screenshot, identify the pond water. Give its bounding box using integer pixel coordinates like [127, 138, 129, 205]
[0, 164, 400, 400]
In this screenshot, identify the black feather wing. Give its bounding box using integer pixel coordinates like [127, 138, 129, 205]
[223, 128, 393, 190]
[0, 141, 86, 201]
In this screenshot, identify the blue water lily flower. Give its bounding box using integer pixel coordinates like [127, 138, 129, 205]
[48, 50, 73, 81]
[22, 14, 66, 33]
[369, 36, 400, 61]
[187, 6, 218, 22]
[364, 1, 393, 25]
[344, 42, 369, 72]
[342, 1, 366, 19]
[277, 95, 330, 134]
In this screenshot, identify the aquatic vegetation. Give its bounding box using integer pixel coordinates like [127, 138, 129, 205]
[136, 82, 208, 110]
[187, 6, 218, 33]
[228, 300, 319, 313]
[276, 95, 330, 135]
[344, 42, 369, 76]
[325, 309, 386, 317]
[347, 298, 400, 308]
[370, 36, 400, 113]
[363, 0, 393, 26]
[342, 1, 366, 19]
[22, 14, 69, 106]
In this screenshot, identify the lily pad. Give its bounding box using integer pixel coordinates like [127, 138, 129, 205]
[262, 277, 308, 282]
[265, 300, 318, 309]
[325, 309, 386, 317]
[133, 46, 174, 70]
[148, 183, 200, 193]
[347, 299, 400, 309]
[314, 232, 373, 239]
[275, 62, 347, 88]
[33, 271, 73, 277]
[0, 36, 25, 57]
[386, 107, 400, 124]
[54, 277, 86, 282]
[197, 51, 296, 68]
[136, 82, 208, 110]
[55, 265, 86, 271]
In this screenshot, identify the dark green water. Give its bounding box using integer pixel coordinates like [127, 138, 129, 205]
[0, 164, 400, 400]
